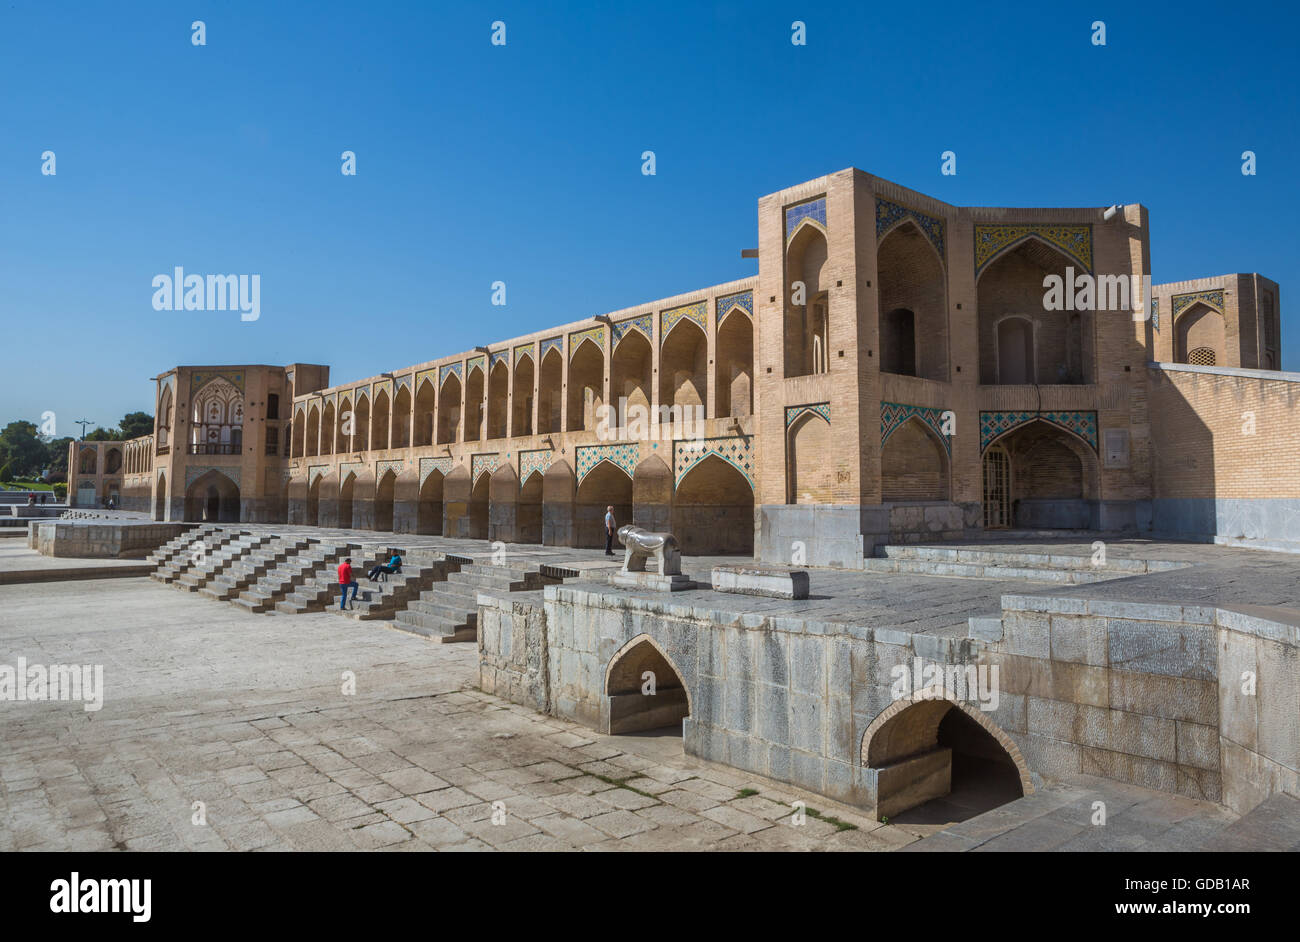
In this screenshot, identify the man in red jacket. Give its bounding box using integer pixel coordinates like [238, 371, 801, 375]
[337, 557, 359, 610]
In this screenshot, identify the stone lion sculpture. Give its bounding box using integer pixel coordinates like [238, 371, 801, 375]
[617, 525, 682, 576]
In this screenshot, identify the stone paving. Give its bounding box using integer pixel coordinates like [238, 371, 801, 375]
[0, 577, 920, 851]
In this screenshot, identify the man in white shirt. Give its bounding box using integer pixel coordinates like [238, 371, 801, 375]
[604, 506, 615, 556]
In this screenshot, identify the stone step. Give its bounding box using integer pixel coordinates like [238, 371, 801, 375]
[876, 544, 1184, 574]
[864, 557, 1116, 584]
[392, 609, 476, 643]
[406, 596, 478, 627]
[447, 567, 542, 591]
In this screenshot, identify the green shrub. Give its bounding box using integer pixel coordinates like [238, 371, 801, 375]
[0, 462, 12, 483]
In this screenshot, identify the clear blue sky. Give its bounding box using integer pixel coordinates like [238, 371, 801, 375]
[2, 0, 1296, 433]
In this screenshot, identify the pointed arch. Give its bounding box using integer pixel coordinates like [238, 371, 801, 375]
[371, 388, 391, 451]
[374, 468, 397, 532]
[672, 453, 754, 555]
[512, 352, 535, 437]
[321, 401, 336, 456]
[567, 336, 605, 432]
[487, 359, 509, 440]
[786, 409, 833, 504]
[659, 316, 707, 415]
[538, 345, 563, 434]
[881, 416, 950, 502]
[603, 633, 691, 735]
[392, 385, 411, 449]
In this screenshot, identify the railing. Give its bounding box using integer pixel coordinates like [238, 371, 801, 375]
[188, 444, 241, 455]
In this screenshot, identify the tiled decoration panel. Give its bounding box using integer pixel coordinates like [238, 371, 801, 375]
[569, 325, 605, 359]
[439, 362, 462, 388]
[875, 198, 946, 262]
[974, 224, 1093, 275]
[881, 401, 952, 454]
[660, 301, 707, 343]
[785, 197, 827, 240]
[674, 436, 755, 487]
[1171, 289, 1225, 320]
[375, 459, 405, 480]
[785, 402, 830, 428]
[186, 465, 240, 488]
[419, 456, 454, 485]
[979, 411, 1098, 452]
[612, 315, 652, 347]
[519, 448, 554, 483]
[471, 452, 501, 484]
[575, 442, 639, 483]
[191, 369, 245, 394]
[717, 291, 753, 323]
[540, 336, 563, 361]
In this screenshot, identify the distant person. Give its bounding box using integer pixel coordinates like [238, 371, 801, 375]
[368, 552, 402, 581]
[604, 505, 616, 556]
[39, 493, 47, 505]
[27, 493, 36, 507]
[108, 496, 116, 511]
[337, 557, 359, 610]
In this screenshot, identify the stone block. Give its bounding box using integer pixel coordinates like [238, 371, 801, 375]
[1049, 614, 1109, 667]
[1002, 611, 1050, 659]
[1108, 619, 1216, 681]
[711, 566, 809, 600]
[1109, 670, 1217, 726]
[1175, 720, 1220, 771]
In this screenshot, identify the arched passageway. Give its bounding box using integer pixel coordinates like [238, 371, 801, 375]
[785, 221, 830, 377]
[438, 375, 462, 444]
[392, 386, 411, 449]
[339, 473, 356, 529]
[603, 635, 690, 735]
[671, 455, 754, 555]
[418, 471, 443, 535]
[487, 361, 509, 439]
[321, 403, 335, 455]
[881, 418, 950, 502]
[567, 340, 604, 433]
[371, 390, 391, 451]
[611, 330, 652, 424]
[787, 412, 834, 503]
[354, 396, 371, 452]
[512, 355, 534, 437]
[877, 220, 947, 380]
[465, 367, 484, 443]
[306, 475, 321, 526]
[468, 472, 490, 540]
[374, 471, 396, 532]
[575, 462, 632, 549]
[517, 472, 543, 544]
[715, 312, 753, 417]
[983, 420, 1098, 529]
[978, 238, 1090, 385]
[414, 382, 436, 447]
[862, 696, 1028, 822]
[538, 347, 563, 434]
[154, 473, 167, 521]
[659, 320, 706, 418]
[184, 470, 240, 522]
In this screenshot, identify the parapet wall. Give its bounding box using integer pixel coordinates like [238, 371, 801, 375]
[1148, 363, 1300, 549]
[30, 521, 193, 558]
[479, 581, 1298, 818]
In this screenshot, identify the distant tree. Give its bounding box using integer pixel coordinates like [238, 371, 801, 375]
[44, 436, 73, 474]
[119, 412, 154, 439]
[0, 461, 11, 483]
[0, 422, 46, 477]
[85, 426, 124, 442]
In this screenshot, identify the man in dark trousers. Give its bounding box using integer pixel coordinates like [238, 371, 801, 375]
[337, 557, 359, 610]
[604, 505, 616, 556]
